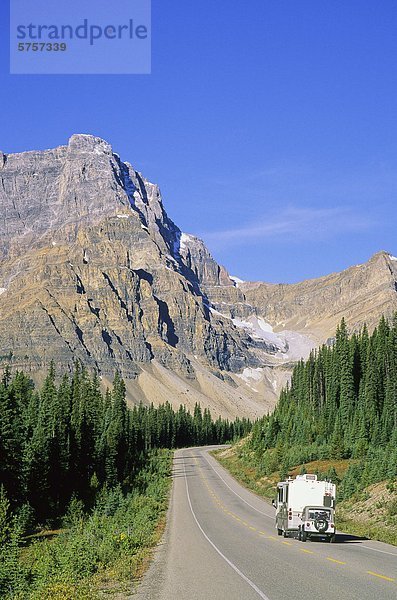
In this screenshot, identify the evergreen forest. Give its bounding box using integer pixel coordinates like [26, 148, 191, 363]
[0, 363, 251, 597]
[0, 362, 251, 525]
[248, 315, 397, 499]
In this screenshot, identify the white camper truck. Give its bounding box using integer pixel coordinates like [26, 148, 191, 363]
[273, 474, 336, 540]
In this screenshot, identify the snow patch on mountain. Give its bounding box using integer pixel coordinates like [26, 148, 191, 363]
[230, 275, 245, 286]
[209, 306, 229, 319]
[275, 330, 316, 361]
[231, 314, 315, 360]
[207, 308, 314, 361]
[237, 367, 263, 382]
[180, 232, 192, 251]
[232, 315, 288, 351]
[235, 367, 264, 391]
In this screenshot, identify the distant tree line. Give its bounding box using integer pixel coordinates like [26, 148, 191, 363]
[0, 363, 251, 525]
[248, 315, 397, 499]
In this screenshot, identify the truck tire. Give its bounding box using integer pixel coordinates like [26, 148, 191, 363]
[277, 528, 283, 536]
[283, 529, 288, 538]
[329, 534, 336, 543]
[301, 530, 307, 542]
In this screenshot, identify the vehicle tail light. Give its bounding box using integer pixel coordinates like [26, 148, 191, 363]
[330, 523, 334, 528]
[306, 522, 310, 527]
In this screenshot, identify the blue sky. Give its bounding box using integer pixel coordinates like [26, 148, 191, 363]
[1, 0, 397, 282]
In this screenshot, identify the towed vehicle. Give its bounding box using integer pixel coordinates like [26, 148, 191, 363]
[298, 506, 336, 542]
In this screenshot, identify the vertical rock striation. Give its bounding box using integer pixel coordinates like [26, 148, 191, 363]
[0, 134, 396, 417]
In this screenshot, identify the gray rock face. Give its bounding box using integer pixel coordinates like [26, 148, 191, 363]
[1, 134, 396, 418]
[0, 135, 268, 417]
[1, 135, 161, 260]
[240, 251, 397, 342]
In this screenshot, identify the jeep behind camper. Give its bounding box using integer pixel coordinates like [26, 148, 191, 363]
[273, 474, 336, 539]
[298, 505, 336, 542]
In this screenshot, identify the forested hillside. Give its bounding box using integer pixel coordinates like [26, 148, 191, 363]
[247, 315, 397, 499]
[0, 363, 251, 598]
[0, 362, 250, 522]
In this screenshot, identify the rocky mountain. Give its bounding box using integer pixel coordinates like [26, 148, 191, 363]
[1, 135, 396, 418]
[240, 251, 397, 343]
[205, 251, 397, 345]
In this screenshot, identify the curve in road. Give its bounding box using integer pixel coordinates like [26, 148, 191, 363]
[134, 446, 397, 600]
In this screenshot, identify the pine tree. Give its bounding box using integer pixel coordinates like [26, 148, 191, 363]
[0, 362, 250, 528]
[0, 485, 10, 545]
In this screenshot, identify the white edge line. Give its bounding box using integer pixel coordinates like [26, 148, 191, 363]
[360, 545, 397, 557]
[183, 453, 271, 600]
[202, 450, 274, 520]
[204, 452, 397, 559]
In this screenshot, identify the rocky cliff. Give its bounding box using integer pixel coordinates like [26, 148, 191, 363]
[0, 135, 287, 418]
[1, 135, 396, 418]
[240, 251, 397, 343]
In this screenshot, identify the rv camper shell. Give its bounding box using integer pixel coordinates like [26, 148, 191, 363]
[275, 474, 336, 538]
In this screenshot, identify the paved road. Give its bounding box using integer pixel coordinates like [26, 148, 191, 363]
[134, 446, 397, 600]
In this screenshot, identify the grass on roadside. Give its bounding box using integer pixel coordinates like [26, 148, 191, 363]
[336, 481, 397, 546]
[212, 446, 397, 547]
[212, 446, 277, 503]
[336, 514, 397, 547]
[0, 449, 173, 600]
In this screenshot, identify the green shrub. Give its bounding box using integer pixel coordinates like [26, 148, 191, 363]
[0, 485, 11, 545]
[387, 499, 397, 517]
[0, 450, 172, 599]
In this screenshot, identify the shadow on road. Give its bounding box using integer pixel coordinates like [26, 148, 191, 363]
[303, 533, 368, 544]
[170, 454, 208, 478]
[171, 466, 197, 478]
[173, 455, 202, 460]
[171, 456, 202, 477]
[335, 532, 368, 544]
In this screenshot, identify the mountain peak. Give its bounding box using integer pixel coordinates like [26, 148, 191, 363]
[370, 250, 391, 259]
[367, 250, 397, 269]
[67, 133, 113, 155]
[1, 137, 396, 419]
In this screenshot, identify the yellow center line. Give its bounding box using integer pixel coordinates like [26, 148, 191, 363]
[195, 463, 353, 578]
[189, 458, 396, 581]
[367, 571, 395, 582]
[326, 558, 346, 565]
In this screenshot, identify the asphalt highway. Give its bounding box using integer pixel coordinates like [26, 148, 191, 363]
[134, 446, 397, 600]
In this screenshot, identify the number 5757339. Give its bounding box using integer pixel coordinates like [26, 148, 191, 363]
[17, 42, 67, 51]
